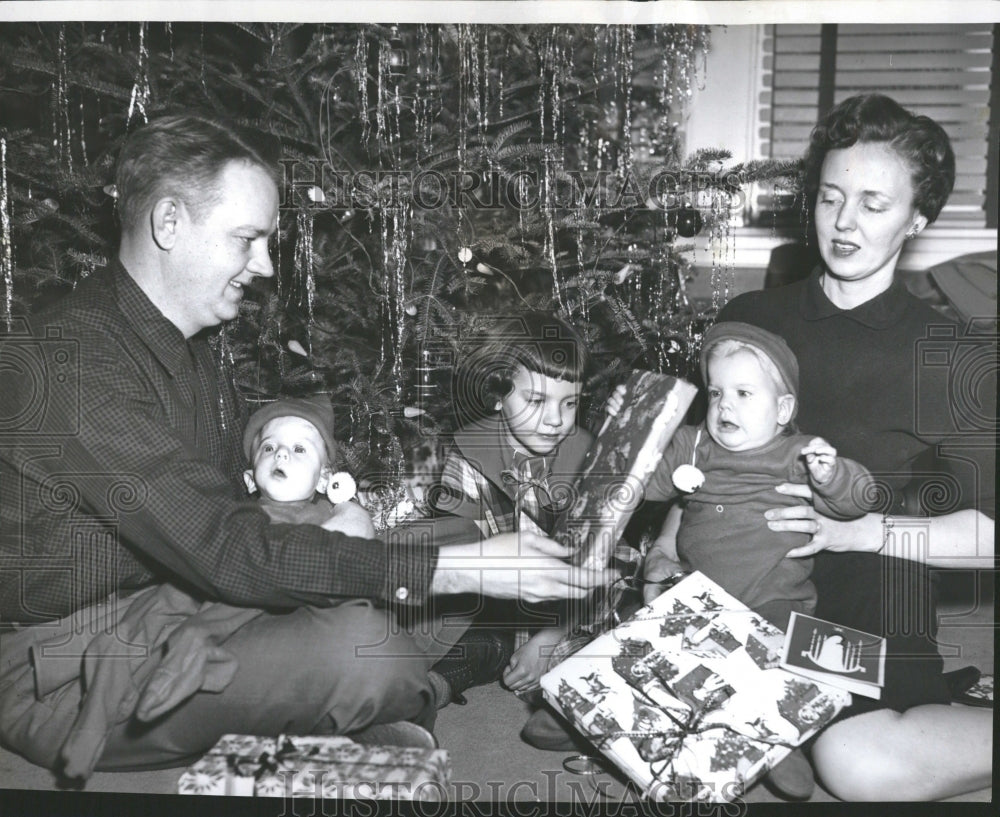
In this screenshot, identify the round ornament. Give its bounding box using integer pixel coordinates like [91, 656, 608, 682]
[675, 207, 703, 238]
[671, 463, 705, 494]
[458, 247, 473, 264]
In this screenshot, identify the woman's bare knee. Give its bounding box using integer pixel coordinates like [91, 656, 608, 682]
[812, 705, 992, 801]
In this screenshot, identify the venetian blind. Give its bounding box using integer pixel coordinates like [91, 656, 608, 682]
[759, 24, 994, 226]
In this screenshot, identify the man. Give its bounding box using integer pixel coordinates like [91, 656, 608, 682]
[0, 115, 604, 777]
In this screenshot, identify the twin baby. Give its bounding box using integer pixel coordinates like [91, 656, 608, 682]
[242, 396, 374, 536]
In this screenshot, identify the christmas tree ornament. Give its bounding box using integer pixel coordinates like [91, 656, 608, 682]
[54, 26, 73, 171]
[294, 208, 316, 357]
[355, 30, 371, 145]
[457, 247, 473, 265]
[675, 206, 703, 238]
[386, 25, 409, 78]
[1, 135, 12, 330]
[126, 22, 151, 127]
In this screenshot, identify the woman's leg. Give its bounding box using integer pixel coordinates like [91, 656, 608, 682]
[811, 703, 992, 801]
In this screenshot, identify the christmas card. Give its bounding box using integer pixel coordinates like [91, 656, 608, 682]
[553, 371, 697, 569]
[780, 611, 886, 700]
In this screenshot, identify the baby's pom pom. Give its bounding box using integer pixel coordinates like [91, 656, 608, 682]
[326, 472, 358, 505]
[671, 464, 705, 494]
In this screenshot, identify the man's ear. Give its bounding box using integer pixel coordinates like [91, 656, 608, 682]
[777, 394, 795, 426]
[151, 198, 180, 251]
[315, 466, 332, 494]
[243, 470, 257, 495]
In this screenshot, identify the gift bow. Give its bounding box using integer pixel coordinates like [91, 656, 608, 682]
[229, 735, 444, 789]
[583, 714, 794, 800]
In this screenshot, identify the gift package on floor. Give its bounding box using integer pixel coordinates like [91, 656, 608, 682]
[177, 733, 450, 799]
[539, 572, 851, 802]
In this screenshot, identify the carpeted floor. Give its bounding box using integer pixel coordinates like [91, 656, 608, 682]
[1, 571, 993, 809]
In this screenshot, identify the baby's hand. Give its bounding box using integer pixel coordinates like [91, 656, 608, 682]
[802, 437, 837, 485]
[605, 384, 627, 418]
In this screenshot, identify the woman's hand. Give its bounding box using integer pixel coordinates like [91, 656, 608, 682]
[768, 482, 882, 557]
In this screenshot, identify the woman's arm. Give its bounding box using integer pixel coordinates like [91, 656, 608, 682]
[768, 483, 995, 569]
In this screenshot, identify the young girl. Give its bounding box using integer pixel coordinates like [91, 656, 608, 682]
[433, 311, 610, 695]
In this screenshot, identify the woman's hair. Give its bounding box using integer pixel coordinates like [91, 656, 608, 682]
[455, 311, 588, 418]
[802, 94, 955, 223]
[115, 114, 282, 231]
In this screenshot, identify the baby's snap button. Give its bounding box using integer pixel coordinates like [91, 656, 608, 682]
[715, 504, 724, 513]
[395, 586, 409, 601]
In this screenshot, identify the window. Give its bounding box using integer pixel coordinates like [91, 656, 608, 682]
[758, 23, 996, 228]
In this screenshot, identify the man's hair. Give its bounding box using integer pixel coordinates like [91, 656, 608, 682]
[803, 93, 955, 224]
[115, 114, 282, 231]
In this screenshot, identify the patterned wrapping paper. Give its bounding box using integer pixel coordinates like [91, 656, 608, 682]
[553, 371, 698, 569]
[539, 572, 852, 802]
[178, 734, 450, 800]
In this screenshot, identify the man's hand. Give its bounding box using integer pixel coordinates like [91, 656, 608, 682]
[801, 437, 837, 485]
[432, 532, 613, 603]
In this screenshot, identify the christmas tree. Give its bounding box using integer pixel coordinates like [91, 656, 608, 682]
[0, 23, 796, 521]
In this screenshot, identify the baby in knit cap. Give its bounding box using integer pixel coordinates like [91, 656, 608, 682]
[641, 322, 874, 629]
[243, 396, 374, 538]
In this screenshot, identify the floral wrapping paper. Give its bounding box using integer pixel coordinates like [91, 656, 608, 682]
[178, 734, 450, 800]
[539, 572, 851, 802]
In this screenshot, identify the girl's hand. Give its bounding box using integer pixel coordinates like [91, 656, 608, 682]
[641, 546, 684, 604]
[801, 437, 837, 485]
[768, 483, 882, 557]
[605, 384, 627, 418]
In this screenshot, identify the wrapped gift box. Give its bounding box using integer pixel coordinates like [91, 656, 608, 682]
[553, 371, 698, 569]
[540, 572, 851, 802]
[178, 733, 450, 800]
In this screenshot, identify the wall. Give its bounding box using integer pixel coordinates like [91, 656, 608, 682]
[681, 24, 997, 281]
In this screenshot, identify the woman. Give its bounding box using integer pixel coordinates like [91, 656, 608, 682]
[716, 93, 994, 800]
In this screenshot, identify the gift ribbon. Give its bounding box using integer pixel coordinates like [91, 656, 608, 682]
[579, 703, 795, 800]
[560, 604, 795, 800]
[226, 735, 444, 793]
